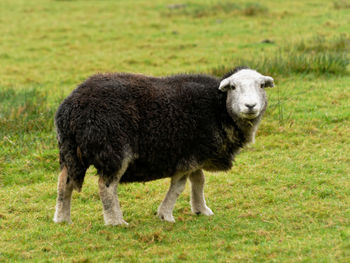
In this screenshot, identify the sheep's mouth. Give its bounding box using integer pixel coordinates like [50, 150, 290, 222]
[240, 112, 259, 119]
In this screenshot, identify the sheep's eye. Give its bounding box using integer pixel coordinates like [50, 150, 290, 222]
[260, 83, 265, 89]
[231, 85, 236, 90]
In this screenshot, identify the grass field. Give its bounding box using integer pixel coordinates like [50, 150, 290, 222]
[1, 0, 350, 262]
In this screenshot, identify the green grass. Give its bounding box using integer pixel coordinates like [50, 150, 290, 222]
[1, 0, 350, 262]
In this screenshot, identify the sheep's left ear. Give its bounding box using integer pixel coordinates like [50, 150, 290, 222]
[263, 76, 274, 88]
[218, 78, 230, 92]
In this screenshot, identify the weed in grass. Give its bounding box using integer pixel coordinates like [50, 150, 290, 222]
[333, 0, 350, 9]
[210, 35, 350, 78]
[164, 2, 239, 18]
[242, 2, 269, 16]
[135, 230, 165, 244]
[291, 34, 350, 53]
[163, 1, 268, 18]
[210, 51, 349, 77]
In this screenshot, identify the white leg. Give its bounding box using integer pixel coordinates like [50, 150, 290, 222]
[189, 170, 213, 216]
[98, 152, 133, 226]
[98, 177, 128, 226]
[157, 175, 188, 222]
[54, 166, 74, 223]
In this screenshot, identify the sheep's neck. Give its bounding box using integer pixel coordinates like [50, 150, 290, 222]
[223, 112, 262, 147]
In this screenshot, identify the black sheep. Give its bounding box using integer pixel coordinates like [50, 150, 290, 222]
[53, 67, 274, 225]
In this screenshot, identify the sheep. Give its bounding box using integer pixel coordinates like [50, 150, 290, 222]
[53, 66, 274, 225]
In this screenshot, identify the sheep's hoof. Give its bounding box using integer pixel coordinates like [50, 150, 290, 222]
[157, 212, 175, 223]
[105, 219, 129, 226]
[53, 217, 72, 224]
[192, 206, 214, 216]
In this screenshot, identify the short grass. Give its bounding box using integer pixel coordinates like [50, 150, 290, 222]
[1, 0, 350, 262]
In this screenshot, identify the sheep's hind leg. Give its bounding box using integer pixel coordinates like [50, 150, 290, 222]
[54, 166, 74, 223]
[98, 174, 129, 226]
[157, 174, 188, 223]
[189, 170, 214, 216]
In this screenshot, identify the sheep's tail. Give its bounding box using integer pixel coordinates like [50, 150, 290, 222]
[57, 135, 87, 192]
[55, 116, 88, 192]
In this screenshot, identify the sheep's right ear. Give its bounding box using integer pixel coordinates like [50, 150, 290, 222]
[219, 78, 230, 92]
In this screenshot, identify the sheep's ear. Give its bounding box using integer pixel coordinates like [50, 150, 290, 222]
[219, 78, 231, 92]
[263, 76, 274, 88]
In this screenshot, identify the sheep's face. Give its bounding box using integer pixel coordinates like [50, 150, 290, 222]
[219, 69, 274, 120]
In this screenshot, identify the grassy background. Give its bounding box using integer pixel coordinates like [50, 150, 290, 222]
[1, 0, 350, 262]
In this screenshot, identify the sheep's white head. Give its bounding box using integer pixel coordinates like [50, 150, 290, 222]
[219, 68, 274, 120]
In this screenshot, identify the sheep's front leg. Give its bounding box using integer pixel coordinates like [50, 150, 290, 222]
[98, 177, 128, 226]
[189, 170, 213, 216]
[158, 175, 188, 222]
[54, 166, 74, 223]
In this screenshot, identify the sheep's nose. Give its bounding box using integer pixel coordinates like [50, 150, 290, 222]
[245, 103, 257, 110]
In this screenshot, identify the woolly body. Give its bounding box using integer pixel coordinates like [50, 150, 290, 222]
[56, 72, 254, 187]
